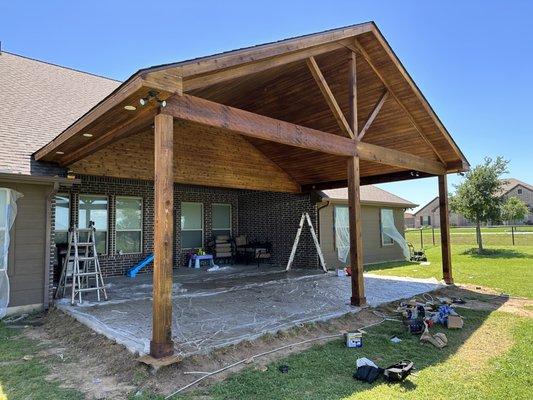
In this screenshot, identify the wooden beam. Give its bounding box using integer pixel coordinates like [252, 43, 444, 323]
[301, 170, 434, 191]
[164, 94, 357, 157]
[343, 39, 447, 164]
[357, 141, 446, 175]
[151, 113, 174, 359]
[358, 90, 388, 140]
[347, 156, 366, 306]
[349, 51, 358, 135]
[60, 107, 157, 166]
[438, 174, 453, 284]
[171, 23, 373, 79]
[306, 56, 354, 138]
[184, 42, 344, 91]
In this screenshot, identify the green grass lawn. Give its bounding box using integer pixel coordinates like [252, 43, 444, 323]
[405, 227, 533, 247]
[366, 245, 533, 298]
[0, 324, 83, 400]
[174, 307, 532, 400]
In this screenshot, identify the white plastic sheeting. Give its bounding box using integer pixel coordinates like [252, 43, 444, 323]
[0, 188, 22, 318]
[56, 266, 442, 356]
[380, 209, 410, 259]
[334, 206, 350, 262]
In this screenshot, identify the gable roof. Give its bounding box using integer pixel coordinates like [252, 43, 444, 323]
[500, 178, 533, 196]
[32, 22, 469, 187]
[320, 185, 417, 208]
[413, 196, 439, 216]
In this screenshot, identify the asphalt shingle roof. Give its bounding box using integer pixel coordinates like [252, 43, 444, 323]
[0, 52, 120, 176]
[320, 186, 417, 208]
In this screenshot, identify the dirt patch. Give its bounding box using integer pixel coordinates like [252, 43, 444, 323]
[21, 286, 532, 399]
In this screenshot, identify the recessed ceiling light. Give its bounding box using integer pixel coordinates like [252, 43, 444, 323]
[56, 151, 64, 155]
[83, 133, 93, 138]
[124, 105, 136, 111]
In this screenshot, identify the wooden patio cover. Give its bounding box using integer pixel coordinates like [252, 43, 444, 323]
[35, 22, 468, 360]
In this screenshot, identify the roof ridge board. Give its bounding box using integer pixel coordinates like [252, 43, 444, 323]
[135, 22, 374, 77]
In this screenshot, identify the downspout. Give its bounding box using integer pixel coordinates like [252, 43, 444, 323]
[43, 182, 59, 309]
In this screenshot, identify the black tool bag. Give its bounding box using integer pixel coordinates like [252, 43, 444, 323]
[353, 365, 383, 383]
[383, 360, 414, 382]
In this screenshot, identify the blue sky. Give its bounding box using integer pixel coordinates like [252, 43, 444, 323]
[1, 1, 531, 211]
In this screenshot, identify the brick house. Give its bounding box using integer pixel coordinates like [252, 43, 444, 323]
[0, 23, 469, 359]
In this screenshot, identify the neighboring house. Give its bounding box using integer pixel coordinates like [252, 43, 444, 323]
[0, 20, 469, 333]
[414, 178, 533, 228]
[318, 187, 417, 268]
[499, 179, 533, 224]
[414, 197, 471, 228]
[404, 212, 415, 229]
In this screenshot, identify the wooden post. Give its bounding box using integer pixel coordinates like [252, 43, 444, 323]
[511, 226, 515, 245]
[151, 113, 174, 358]
[420, 228, 424, 249]
[347, 51, 366, 306]
[438, 175, 453, 284]
[347, 156, 365, 306]
[432, 226, 435, 246]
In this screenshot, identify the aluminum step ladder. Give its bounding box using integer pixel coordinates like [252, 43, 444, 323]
[56, 222, 107, 305]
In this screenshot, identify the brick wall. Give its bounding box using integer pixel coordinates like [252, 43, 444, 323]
[54, 174, 318, 277]
[238, 190, 319, 268]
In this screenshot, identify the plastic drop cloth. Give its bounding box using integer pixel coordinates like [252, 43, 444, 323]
[56, 266, 442, 356]
[0, 188, 22, 318]
[334, 206, 350, 262]
[380, 209, 410, 259]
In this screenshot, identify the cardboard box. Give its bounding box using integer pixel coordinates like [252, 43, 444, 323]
[447, 315, 463, 329]
[346, 332, 363, 348]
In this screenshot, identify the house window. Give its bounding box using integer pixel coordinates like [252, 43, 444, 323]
[212, 204, 232, 237]
[517, 188, 522, 195]
[78, 195, 108, 254]
[54, 194, 70, 244]
[420, 215, 423, 226]
[420, 215, 431, 226]
[181, 202, 203, 249]
[116, 197, 142, 254]
[380, 208, 394, 246]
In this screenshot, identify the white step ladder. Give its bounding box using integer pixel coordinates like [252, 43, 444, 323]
[286, 212, 327, 272]
[56, 222, 107, 305]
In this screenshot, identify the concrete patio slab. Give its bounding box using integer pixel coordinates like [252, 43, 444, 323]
[56, 265, 442, 357]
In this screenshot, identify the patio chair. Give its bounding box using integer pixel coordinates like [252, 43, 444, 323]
[210, 234, 234, 264]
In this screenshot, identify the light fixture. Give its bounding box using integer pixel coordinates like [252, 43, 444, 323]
[124, 105, 136, 111]
[83, 133, 93, 138]
[56, 151, 64, 155]
[139, 90, 166, 108]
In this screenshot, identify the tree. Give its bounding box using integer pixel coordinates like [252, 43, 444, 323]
[450, 156, 509, 253]
[501, 196, 529, 225]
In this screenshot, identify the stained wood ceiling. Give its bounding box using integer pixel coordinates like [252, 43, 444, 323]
[35, 22, 469, 193]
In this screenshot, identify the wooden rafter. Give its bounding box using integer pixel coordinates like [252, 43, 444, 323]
[358, 90, 389, 141]
[343, 39, 447, 164]
[306, 56, 354, 139]
[164, 94, 357, 157]
[59, 107, 157, 166]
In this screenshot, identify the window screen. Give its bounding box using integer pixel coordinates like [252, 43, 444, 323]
[116, 197, 142, 254]
[380, 208, 394, 246]
[212, 204, 231, 237]
[181, 202, 203, 248]
[54, 194, 70, 245]
[79, 195, 108, 254]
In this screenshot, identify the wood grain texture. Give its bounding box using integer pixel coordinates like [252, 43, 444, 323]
[70, 120, 301, 193]
[306, 56, 353, 138]
[438, 174, 453, 284]
[164, 94, 357, 157]
[151, 113, 174, 358]
[347, 156, 366, 306]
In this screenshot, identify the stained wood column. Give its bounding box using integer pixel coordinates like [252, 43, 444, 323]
[348, 51, 366, 306]
[151, 113, 175, 358]
[438, 174, 453, 284]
